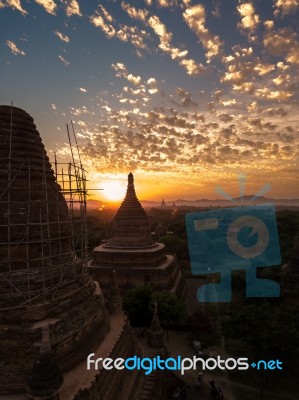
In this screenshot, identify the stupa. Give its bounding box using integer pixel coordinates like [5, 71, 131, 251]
[89, 173, 184, 294]
[0, 106, 139, 399]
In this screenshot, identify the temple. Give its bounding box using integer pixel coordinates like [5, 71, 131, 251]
[89, 173, 184, 294]
[0, 106, 139, 399]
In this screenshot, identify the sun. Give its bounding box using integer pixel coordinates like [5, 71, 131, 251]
[102, 181, 126, 201]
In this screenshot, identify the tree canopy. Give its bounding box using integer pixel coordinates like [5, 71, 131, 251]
[123, 284, 186, 327]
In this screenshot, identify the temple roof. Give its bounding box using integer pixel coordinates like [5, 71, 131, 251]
[114, 172, 147, 219]
[106, 173, 154, 248]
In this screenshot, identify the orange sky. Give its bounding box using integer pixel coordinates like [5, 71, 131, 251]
[87, 168, 299, 202]
[2, 1, 298, 201]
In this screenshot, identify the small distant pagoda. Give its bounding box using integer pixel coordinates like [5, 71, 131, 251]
[89, 173, 183, 294]
[147, 303, 164, 349]
[160, 198, 167, 208]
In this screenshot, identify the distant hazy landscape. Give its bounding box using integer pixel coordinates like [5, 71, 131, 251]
[86, 196, 299, 211]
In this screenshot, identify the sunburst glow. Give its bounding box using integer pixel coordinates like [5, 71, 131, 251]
[102, 181, 126, 201]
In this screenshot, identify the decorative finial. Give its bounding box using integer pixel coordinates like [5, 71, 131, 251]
[128, 171, 134, 182]
[128, 172, 134, 189]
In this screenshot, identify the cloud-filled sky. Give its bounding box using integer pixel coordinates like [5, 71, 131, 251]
[1, 0, 298, 200]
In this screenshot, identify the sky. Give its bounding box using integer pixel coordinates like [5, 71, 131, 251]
[0, 0, 299, 201]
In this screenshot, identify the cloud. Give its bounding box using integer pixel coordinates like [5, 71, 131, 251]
[34, 0, 57, 15]
[276, 61, 290, 71]
[253, 62, 275, 76]
[61, 97, 298, 180]
[264, 27, 299, 65]
[123, 86, 146, 95]
[147, 14, 204, 73]
[255, 88, 294, 100]
[220, 98, 236, 106]
[156, 0, 178, 7]
[54, 31, 70, 43]
[1, 0, 27, 15]
[146, 77, 159, 94]
[147, 78, 157, 85]
[247, 101, 258, 112]
[264, 20, 274, 29]
[233, 82, 255, 93]
[90, 6, 116, 38]
[263, 107, 288, 117]
[218, 113, 234, 123]
[58, 55, 69, 66]
[179, 59, 205, 75]
[142, 0, 178, 7]
[220, 45, 279, 96]
[211, 0, 221, 17]
[6, 40, 26, 55]
[183, 4, 222, 61]
[127, 74, 142, 85]
[175, 87, 198, 107]
[122, 4, 205, 75]
[60, 0, 81, 17]
[90, 4, 149, 52]
[112, 63, 142, 85]
[272, 73, 291, 86]
[237, 2, 260, 32]
[121, 2, 149, 21]
[274, 0, 299, 16]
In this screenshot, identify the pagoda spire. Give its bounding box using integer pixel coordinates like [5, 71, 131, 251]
[114, 172, 146, 219]
[27, 326, 63, 399]
[150, 302, 162, 333]
[147, 303, 164, 348]
[108, 269, 122, 315]
[105, 172, 153, 248]
[128, 171, 134, 188]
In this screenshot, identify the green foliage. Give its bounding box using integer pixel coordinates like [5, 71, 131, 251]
[152, 291, 186, 324]
[159, 234, 189, 259]
[123, 284, 153, 327]
[222, 302, 299, 371]
[123, 284, 186, 327]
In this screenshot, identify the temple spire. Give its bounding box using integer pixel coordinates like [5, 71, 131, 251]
[150, 302, 162, 333]
[147, 303, 164, 348]
[27, 326, 63, 399]
[105, 172, 153, 248]
[128, 172, 134, 187]
[108, 269, 122, 315]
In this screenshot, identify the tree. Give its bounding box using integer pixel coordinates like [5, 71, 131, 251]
[123, 284, 186, 329]
[152, 291, 186, 338]
[123, 284, 153, 327]
[222, 302, 299, 399]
